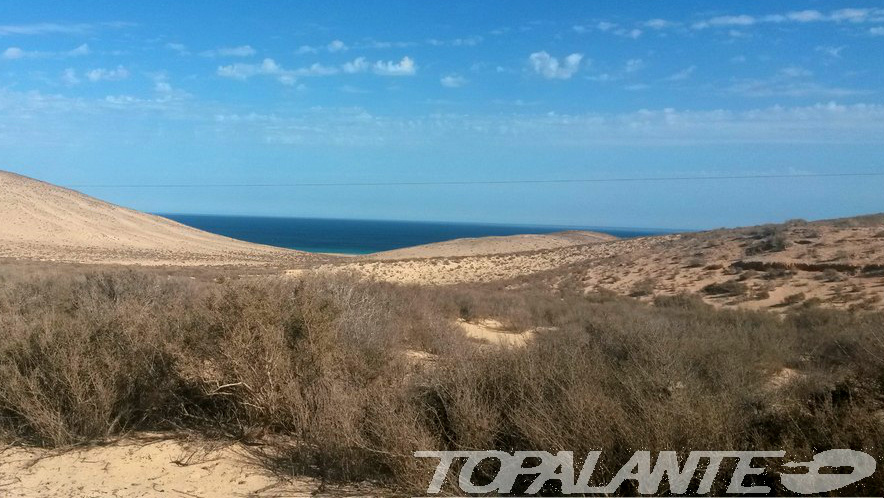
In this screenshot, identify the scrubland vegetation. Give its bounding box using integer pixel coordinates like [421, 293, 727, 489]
[1, 264, 883, 495]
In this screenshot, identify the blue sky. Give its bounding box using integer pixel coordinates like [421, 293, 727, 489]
[1, 1, 883, 229]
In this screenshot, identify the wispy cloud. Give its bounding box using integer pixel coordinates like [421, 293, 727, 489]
[218, 55, 417, 84]
[0, 22, 93, 36]
[61, 68, 80, 85]
[1, 43, 90, 59]
[528, 51, 583, 79]
[296, 39, 349, 54]
[573, 22, 642, 39]
[85, 65, 130, 82]
[440, 74, 468, 88]
[692, 8, 884, 29]
[643, 19, 676, 29]
[4, 86, 884, 147]
[427, 36, 483, 47]
[200, 45, 257, 57]
[327, 40, 347, 52]
[60, 65, 129, 84]
[165, 42, 189, 56]
[665, 65, 696, 81]
[625, 58, 644, 73]
[815, 45, 846, 58]
[726, 66, 868, 98]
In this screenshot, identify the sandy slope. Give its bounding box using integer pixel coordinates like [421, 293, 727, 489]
[0, 171, 310, 266]
[312, 220, 884, 311]
[366, 230, 617, 260]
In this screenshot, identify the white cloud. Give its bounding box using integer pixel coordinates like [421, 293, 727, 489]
[727, 67, 868, 98]
[218, 58, 285, 80]
[786, 10, 825, 22]
[372, 56, 417, 76]
[597, 21, 617, 32]
[625, 58, 644, 73]
[67, 43, 90, 56]
[694, 15, 757, 29]
[296, 63, 339, 76]
[779, 66, 813, 78]
[1, 43, 89, 59]
[85, 65, 129, 82]
[693, 8, 884, 29]
[342, 57, 370, 74]
[426, 36, 483, 47]
[4, 87, 884, 147]
[871, 27, 884, 36]
[327, 40, 347, 52]
[440, 74, 467, 88]
[616, 28, 643, 39]
[528, 51, 583, 79]
[815, 45, 846, 58]
[218, 56, 416, 83]
[0, 22, 93, 36]
[665, 65, 696, 81]
[61, 68, 80, 85]
[202, 45, 256, 57]
[1, 47, 24, 59]
[353, 39, 417, 49]
[643, 19, 674, 29]
[165, 42, 189, 55]
[830, 8, 874, 22]
[297, 40, 351, 54]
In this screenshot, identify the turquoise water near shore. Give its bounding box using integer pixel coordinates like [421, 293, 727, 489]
[161, 214, 678, 255]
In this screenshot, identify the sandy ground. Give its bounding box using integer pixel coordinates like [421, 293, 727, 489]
[0, 436, 377, 497]
[0, 171, 315, 267]
[367, 230, 616, 260]
[312, 222, 884, 312]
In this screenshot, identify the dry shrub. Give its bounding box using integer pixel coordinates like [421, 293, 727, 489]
[1, 265, 883, 493]
[701, 280, 747, 296]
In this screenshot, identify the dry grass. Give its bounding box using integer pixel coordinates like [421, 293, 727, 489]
[1, 264, 883, 494]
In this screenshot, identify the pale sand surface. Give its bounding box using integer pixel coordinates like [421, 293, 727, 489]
[0, 171, 314, 267]
[313, 222, 884, 311]
[456, 318, 534, 346]
[366, 230, 617, 260]
[0, 436, 378, 497]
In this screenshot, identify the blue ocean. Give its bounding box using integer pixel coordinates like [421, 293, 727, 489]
[160, 214, 676, 255]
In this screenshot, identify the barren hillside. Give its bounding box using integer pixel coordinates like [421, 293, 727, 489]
[314, 217, 884, 311]
[0, 171, 311, 266]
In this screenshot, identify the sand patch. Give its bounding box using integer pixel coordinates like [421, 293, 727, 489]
[456, 318, 535, 346]
[0, 435, 376, 497]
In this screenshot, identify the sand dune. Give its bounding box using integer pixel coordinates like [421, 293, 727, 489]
[0, 171, 309, 266]
[315, 219, 884, 311]
[366, 230, 616, 260]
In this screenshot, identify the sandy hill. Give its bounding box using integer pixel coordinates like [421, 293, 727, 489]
[312, 217, 884, 311]
[0, 171, 309, 266]
[365, 230, 617, 260]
